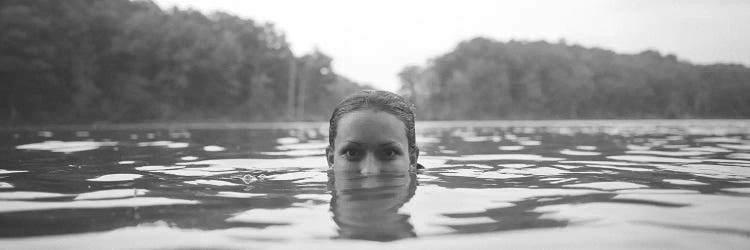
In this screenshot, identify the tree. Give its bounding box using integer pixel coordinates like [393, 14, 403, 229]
[399, 37, 750, 120]
[0, 0, 367, 124]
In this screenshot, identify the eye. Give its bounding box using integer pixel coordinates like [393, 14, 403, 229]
[345, 149, 358, 157]
[380, 148, 400, 160]
[384, 149, 396, 157]
[342, 148, 361, 160]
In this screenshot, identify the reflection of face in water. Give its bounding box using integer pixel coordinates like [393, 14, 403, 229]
[328, 171, 417, 241]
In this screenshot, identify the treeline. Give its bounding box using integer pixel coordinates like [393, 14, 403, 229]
[399, 37, 750, 119]
[4, 1, 748, 124]
[0, 0, 365, 124]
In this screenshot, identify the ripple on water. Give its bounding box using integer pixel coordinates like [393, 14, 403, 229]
[680, 146, 732, 153]
[694, 137, 745, 143]
[727, 153, 750, 160]
[442, 165, 569, 179]
[456, 154, 564, 162]
[585, 164, 652, 172]
[653, 163, 750, 179]
[535, 193, 750, 235]
[180, 156, 199, 161]
[462, 136, 496, 142]
[203, 145, 226, 152]
[87, 174, 143, 182]
[402, 186, 602, 234]
[560, 149, 601, 156]
[155, 169, 238, 177]
[662, 179, 708, 186]
[607, 155, 702, 163]
[275, 142, 328, 151]
[176, 157, 328, 170]
[75, 189, 148, 200]
[722, 187, 750, 193]
[416, 136, 441, 144]
[0, 169, 28, 174]
[498, 145, 524, 151]
[16, 141, 117, 153]
[625, 150, 713, 157]
[136, 141, 189, 148]
[547, 178, 577, 184]
[518, 140, 541, 146]
[615, 189, 700, 194]
[626, 145, 651, 151]
[560, 160, 640, 166]
[0, 191, 72, 200]
[215, 191, 266, 198]
[0, 197, 198, 213]
[226, 205, 336, 238]
[184, 180, 240, 186]
[267, 171, 325, 182]
[717, 144, 750, 151]
[276, 137, 301, 144]
[294, 193, 331, 201]
[497, 163, 534, 169]
[441, 168, 483, 177]
[552, 165, 581, 171]
[4, 123, 750, 247]
[258, 149, 325, 157]
[501, 167, 569, 176]
[563, 182, 648, 190]
[135, 165, 185, 171]
[575, 145, 597, 151]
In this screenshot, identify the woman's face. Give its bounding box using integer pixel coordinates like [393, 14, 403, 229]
[328, 109, 412, 174]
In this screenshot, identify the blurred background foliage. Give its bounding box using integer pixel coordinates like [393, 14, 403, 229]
[1, 0, 748, 124]
[399, 38, 750, 120]
[0, 0, 365, 124]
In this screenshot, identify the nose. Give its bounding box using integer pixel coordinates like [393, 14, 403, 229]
[359, 153, 380, 176]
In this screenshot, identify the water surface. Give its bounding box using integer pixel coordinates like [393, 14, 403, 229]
[1, 120, 750, 249]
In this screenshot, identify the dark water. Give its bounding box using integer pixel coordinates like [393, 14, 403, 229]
[1, 120, 750, 249]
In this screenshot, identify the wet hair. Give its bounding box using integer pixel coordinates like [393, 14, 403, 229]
[328, 90, 417, 163]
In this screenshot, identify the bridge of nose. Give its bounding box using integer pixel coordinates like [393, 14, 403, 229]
[359, 152, 381, 175]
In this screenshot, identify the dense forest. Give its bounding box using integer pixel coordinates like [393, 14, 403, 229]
[0, 0, 366, 124]
[2, 1, 749, 124]
[399, 37, 750, 120]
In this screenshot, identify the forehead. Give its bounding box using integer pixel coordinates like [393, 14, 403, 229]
[334, 110, 407, 144]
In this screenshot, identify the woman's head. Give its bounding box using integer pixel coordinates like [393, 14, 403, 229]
[327, 90, 418, 174]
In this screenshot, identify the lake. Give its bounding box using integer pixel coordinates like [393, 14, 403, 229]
[1, 120, 750, 249]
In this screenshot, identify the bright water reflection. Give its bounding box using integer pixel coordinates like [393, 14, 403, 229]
[1, 120, 750, 249]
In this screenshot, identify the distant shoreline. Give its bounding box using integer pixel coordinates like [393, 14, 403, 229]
[2, 119, 749, 131]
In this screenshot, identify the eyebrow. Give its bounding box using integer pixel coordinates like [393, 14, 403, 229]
[343, 140, 400, 147]
[378, 141, 400, 147]
[343, 140, 361, 145]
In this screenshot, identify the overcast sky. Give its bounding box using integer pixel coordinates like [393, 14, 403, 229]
[154, 0, 750, 92]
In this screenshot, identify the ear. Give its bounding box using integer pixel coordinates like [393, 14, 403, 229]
[410, 146, 419, 167]
[326, 146, 334, 167]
